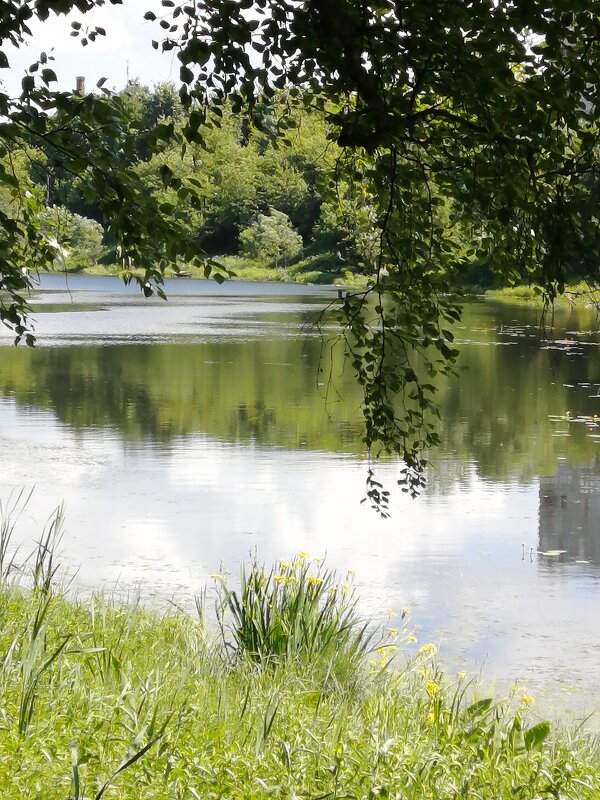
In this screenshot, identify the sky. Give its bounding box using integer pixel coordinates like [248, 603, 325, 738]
[1, 1, 176, 96]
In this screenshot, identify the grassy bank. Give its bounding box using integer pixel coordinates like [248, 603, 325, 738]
[40, 260, 600, 300]
[50, 247, 370, 288]
[0, 527, 598, 799]
[484, 282, 600, 308]
[215, 251, 368, 287]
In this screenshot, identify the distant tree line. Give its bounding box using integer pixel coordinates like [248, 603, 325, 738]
[0, 83, 385, 281]
[4, 79, 599, 291]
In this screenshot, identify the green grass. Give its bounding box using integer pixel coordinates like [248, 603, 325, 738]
[485, 281, 600, 307]
[0, 519, 598, 798]
[206, 253, 369, 287]
[208, 252, 348, 285]
[209, 255, 291, 282]
[55, 250, 370, 288]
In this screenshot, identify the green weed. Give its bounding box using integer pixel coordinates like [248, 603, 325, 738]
[0, 520, 596, 798]
[214, 555, 376, 676]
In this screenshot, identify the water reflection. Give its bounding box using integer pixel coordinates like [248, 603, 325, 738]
[2, 276, 600, 718]
[539, 460, 600, 564]
[3, 298, 600, 474]
[0, 341, 363, 451]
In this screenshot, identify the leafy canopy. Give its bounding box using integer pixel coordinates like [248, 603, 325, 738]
[240, 209, 303, 266]
[2, 0, 600, 509]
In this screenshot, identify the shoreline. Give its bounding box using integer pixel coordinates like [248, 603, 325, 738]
[40, 265, 600, 307]
[0, 548, 598, 797]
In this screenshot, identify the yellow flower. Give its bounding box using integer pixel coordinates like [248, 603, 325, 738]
[418, 643, 437, 656]
[347, 568, 355, 576]
[407, 634, 417, 643]
[401, 606, 411, 618]
[342, 582, 350, 595]
[389, 628, 399, 637]
[386, 608, 396, 618]
[306, 575, 323, 587]
[279, 559, 289, 570]
[521, 694, 535, 705]
[425, 680, 440, 697]
[297, 551, 309, 560]
[457, 671, 467, 680]
[210, 573, 225, 581]
[427, 711, 435, 724]
[274, 575, 288, 584]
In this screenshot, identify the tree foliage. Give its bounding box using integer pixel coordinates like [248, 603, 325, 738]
[2, 0, 600, 508]
[39, 206, 105, 270]
[240, 209, 303, 266]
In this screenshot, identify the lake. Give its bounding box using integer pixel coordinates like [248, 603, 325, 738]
[2, 273, 600, 719]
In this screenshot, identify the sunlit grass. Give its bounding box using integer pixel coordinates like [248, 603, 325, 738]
[45, 250, 372, 288]
[213, 555, 376, 682]
[0, 517, 598, 798]
[486, 281, 600, 307]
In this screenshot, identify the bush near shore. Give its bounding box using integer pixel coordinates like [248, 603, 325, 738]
[0, 526, 597, 799]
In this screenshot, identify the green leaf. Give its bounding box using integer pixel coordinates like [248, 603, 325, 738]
[179, 65, 194, 83]
[464, 698, 493, 719]
[524, 721, 551, 751]
[41, 68, 57, 84]
[21, 75, 34, 94]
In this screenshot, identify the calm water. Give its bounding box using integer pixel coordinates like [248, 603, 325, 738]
[2, 274, 600, 719]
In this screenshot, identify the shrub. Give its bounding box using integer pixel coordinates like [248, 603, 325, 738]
[239, 209, 303, 267]
[214, 554, 375, 670]
[40, 206, 106, 270]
